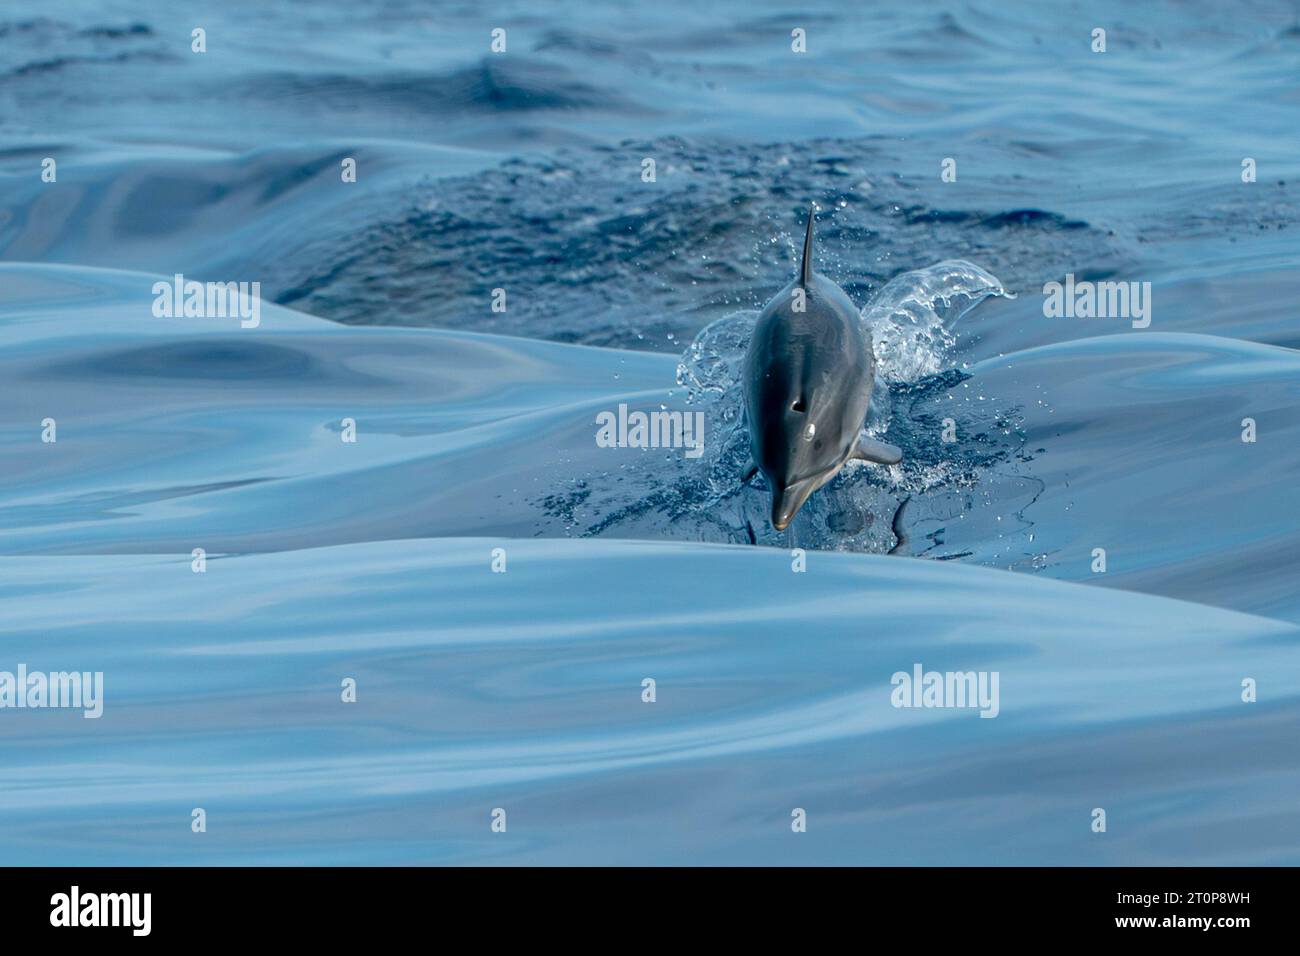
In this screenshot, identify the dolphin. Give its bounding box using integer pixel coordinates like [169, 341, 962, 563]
[742, 205, 902, 531]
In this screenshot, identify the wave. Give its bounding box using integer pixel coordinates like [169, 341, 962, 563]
[5, 260, 1297, 625]
[0, 535, 1295, 864]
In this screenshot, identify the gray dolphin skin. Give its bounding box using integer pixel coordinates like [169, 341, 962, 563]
[742, 205, 903, 531]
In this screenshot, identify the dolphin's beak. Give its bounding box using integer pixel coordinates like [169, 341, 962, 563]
[771, 479, 817, 531]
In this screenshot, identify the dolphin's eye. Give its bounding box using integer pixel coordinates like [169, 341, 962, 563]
[803, 422, 816, 441]
[792, 398, 806, 413]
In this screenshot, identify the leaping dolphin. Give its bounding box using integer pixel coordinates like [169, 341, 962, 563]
[742, 205, 902, 531]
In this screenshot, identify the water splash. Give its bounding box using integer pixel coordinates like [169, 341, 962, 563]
[866, 259, 1010, 382]
[607, 260, 1022, 551]
[677, 259, 1008, 398]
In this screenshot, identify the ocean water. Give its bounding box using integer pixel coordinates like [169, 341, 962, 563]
[1, 0, 1298, 865]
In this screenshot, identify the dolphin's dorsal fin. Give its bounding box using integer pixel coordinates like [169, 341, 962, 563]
[800, 204, 815, 286]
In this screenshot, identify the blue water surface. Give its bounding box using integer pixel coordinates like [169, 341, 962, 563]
[0, 0, 1298, 864]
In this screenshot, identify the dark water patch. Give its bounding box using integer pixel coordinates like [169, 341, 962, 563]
[247, 57, 644, 117]
[978, 209, 1090, 230]
[44, 341, 319, 383]
[0, 16, 168, 81]
[78, 23, 154, 40]
[270, 137, 1116, 351]
[826, 507, 871, 534]
[8, 49, 176, 80]
[0, 18, 70, 38]
[900, 207, 1089, 230]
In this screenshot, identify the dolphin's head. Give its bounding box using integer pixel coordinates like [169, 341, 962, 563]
[770, 475, 824, 533]
[752, 374, 857, 531]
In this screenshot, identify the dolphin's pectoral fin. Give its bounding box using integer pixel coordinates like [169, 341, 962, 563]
[740, 459, 759, 484]
[853, 437, 903, 466]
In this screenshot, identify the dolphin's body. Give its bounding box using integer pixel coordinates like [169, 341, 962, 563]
[742, 206, 902, 531]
